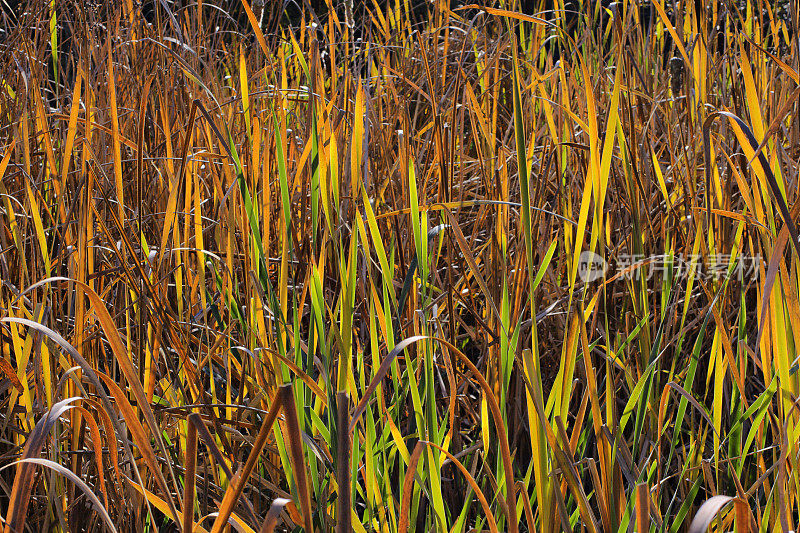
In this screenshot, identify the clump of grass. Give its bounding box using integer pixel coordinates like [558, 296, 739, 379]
[0, 0, 799, 531]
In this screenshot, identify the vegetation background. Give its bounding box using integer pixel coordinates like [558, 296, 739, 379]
[0, 0, 799, 531]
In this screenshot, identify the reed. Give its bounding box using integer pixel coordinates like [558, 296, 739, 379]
[0, 0, 798, 531]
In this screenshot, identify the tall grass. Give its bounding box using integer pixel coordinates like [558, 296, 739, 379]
[0, 0, 799, 531]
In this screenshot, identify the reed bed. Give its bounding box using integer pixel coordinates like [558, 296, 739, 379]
[0, 0, 799, 531]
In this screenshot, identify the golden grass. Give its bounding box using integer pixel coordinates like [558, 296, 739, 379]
[0, 0, 799, 531]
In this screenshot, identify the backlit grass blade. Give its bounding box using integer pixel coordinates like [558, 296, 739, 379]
[280, 384, 315, 533]
[1, 458, 117, 533]
[106, 38, 124, 223]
